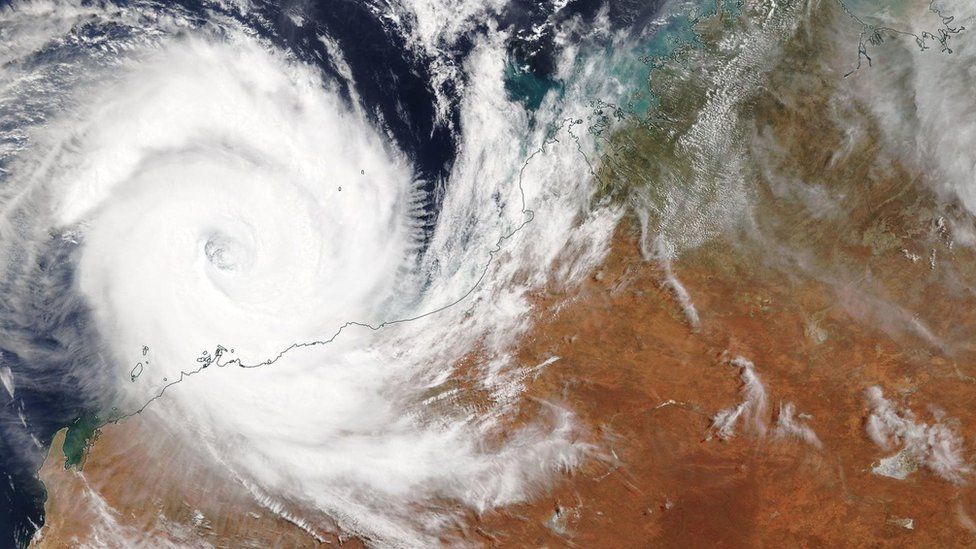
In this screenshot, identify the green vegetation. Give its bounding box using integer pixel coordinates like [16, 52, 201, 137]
[62, 411, 102, 469]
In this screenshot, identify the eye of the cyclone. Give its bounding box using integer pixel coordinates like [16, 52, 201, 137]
[203, 232, 248, 271]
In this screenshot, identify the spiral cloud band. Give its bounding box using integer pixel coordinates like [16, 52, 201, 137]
[70, 38, 420, 397]
[0, 0, 631, 544]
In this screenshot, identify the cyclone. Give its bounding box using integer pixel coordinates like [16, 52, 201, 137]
[0, 0, 633, 544]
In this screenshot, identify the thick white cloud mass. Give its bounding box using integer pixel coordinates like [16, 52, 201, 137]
[0, 0, 627, 544]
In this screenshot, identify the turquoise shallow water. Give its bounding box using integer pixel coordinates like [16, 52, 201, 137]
[503, 0, 723, 118]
